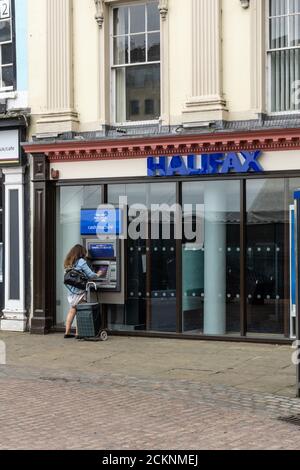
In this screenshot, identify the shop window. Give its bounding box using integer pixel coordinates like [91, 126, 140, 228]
[268, 0, 300, 112]
[112, 1, 161, 123]
[182, 181, 241, 336]
[107, 183, 177, 333]
[246, 179, 285, 336]
[0, 0, 15, 92]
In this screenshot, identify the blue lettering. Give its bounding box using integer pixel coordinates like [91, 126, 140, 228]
[208, 154, 224, 174]
[167, 156, 188, 176]
[240, 150, 263, 173]
[147, 151, 263, 177]
[187, 155, 201, 175]
[187, 155, 209, 175]
[147, 156, 167, 176]
[201, 154, 210, 174]
[221, 152, 244, 174]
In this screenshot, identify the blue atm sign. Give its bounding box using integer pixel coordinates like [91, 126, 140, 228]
[147, 151, 263, 177]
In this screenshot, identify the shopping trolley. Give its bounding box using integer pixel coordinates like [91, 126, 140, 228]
[76, 282, 108, 342]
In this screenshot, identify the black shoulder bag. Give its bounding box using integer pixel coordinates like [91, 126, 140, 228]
[64, 268, 88, 291]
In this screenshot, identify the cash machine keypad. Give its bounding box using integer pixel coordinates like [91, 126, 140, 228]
[91, 261, 117, 289]
[85, 239, 121, 292]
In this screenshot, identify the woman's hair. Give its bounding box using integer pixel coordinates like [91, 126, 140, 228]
[64, 245, 87, 269]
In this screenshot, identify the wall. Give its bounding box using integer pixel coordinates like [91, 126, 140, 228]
[49, 151, 300, 180]
[28, 0, 47, 117]
[222, 0, 253, 121]
[27, 0, 265, 137]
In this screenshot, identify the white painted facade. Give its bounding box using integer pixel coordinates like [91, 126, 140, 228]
[49, 151, 300, 181]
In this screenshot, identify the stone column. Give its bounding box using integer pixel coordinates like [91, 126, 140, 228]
[31, 154, 56, 334]
[250, 0, 265, 115]
[183, 0, 227, 123]
[0, 168, 27, 332]
[94, 0, 110, 128]
[204, 182, 226, 335]
[159, 0, 170, 125]
[36, 0, 79, 135]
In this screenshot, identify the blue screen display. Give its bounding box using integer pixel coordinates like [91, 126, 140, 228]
[80, 208, 123, 236]
[88, 243, 115, 259]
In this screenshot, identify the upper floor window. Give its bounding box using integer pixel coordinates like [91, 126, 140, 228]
[0, 0, 14, 92]
[268, 0, 300, 113]
[111, 1, 161, 123]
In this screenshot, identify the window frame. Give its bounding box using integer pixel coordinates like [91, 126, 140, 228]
[267, 0, 300, 115]
[0, 0, 16, 93]
[110, 0, 161, 126]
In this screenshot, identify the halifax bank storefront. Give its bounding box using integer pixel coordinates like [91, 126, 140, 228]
[25, 129, 300, 342]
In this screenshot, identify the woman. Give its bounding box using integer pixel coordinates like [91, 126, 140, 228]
[64, 244, 102, 339]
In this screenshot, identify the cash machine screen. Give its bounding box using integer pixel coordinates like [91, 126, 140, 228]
[95, 265, 109, 279]
[88, 243, 115, 259]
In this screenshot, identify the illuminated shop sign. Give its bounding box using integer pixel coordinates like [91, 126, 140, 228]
[147, 151, 263, 177]
[0, 129, 20, 166]
[80, 208, 123, 236]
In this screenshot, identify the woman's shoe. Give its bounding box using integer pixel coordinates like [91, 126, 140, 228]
[64, 334, 75, 339]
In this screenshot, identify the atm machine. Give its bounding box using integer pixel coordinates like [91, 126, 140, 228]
[80, 206, 125, 306]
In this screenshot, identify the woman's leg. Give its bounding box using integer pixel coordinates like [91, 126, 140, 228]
[65, 307, 76, 335]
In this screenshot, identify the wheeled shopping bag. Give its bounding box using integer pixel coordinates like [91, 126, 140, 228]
[76, 303, 108, 341]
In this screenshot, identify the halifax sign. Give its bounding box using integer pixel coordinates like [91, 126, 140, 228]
[147, 151, 263, 177]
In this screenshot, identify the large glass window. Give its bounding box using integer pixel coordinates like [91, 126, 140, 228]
[182, 181, 241, 336]
[246, 179, 285, 335]
[107, 182, 176, 333]
[112, 2, 161, 123]
[56, 186, 102, 327]
[268, 0, 300, 112]
[55, 177, 300, 339]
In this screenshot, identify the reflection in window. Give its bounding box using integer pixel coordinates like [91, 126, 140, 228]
[145, 98, 154, 115]
[130, 100, 140, 116]
[182, 181, 241, 336]
[246, 179, 285, 336]
[107, 183, 177, 333]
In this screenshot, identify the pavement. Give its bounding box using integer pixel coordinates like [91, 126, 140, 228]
[1, 332, 300, 450]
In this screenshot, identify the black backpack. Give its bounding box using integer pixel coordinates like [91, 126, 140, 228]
[64, 268, 88, 291]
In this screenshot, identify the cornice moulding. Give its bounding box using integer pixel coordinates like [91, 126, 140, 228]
[23, 128, 300, 162]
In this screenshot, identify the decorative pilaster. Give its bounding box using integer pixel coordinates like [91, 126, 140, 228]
[36, 0, 79, 136]
[1, 168, 27, 332]
[250, 0, 265, 114]
[94, 0, 109, 127]
[159, 0, 170, 125]
[31, 154, 55, 334]
[183, 0, 228, 123]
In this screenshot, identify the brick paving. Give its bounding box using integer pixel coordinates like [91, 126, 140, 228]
[0, 333, 300, 450]
[1, 367, 300, 450]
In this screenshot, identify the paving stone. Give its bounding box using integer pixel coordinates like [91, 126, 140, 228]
[0, 332, 300, 449]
